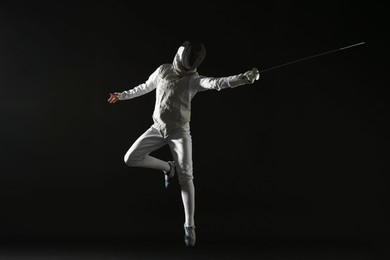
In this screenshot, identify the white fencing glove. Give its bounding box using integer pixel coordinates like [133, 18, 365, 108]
[229, 67, 260, 88]
[244, 67, 260, 84]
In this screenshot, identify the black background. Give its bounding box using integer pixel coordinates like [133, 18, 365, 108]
[1, 0, 389, 255]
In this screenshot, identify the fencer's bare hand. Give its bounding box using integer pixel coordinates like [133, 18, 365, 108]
[108, 93, 119, 104]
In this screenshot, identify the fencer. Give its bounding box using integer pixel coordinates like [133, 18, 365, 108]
[107, 40, 260, 247]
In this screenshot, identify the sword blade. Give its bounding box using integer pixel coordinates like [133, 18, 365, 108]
[259, 42, 366, 73]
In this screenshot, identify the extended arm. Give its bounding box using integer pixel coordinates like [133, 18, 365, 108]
[193, 67, 260, 92]
[107, 66, 161, 104]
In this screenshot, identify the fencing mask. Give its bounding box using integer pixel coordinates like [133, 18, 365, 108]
[180, 41, 206, 71]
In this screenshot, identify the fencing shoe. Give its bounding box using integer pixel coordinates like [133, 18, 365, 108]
[184, 225, 196, 247]
[164, 161, 175, 189]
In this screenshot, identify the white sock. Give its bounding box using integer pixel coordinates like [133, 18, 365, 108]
[181, 181, 195, 227]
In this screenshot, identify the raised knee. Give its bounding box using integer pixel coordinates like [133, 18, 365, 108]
[124, 153, 142, 167]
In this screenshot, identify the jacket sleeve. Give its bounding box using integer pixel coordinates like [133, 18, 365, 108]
[117, 66, 161, 100]
[191, 73, 251, 92]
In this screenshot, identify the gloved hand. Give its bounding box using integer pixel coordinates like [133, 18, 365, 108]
[244, 67, 260, 84]
[230, 67, 261, 88]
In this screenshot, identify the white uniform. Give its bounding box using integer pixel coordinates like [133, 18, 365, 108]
[118, 48, 251, 183]
[114, 42, 259, 245]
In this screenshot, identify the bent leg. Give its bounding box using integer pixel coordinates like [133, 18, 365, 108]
[124, 125, 170, 172]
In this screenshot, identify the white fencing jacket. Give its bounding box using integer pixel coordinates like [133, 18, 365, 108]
[117, 49, 251, 134]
